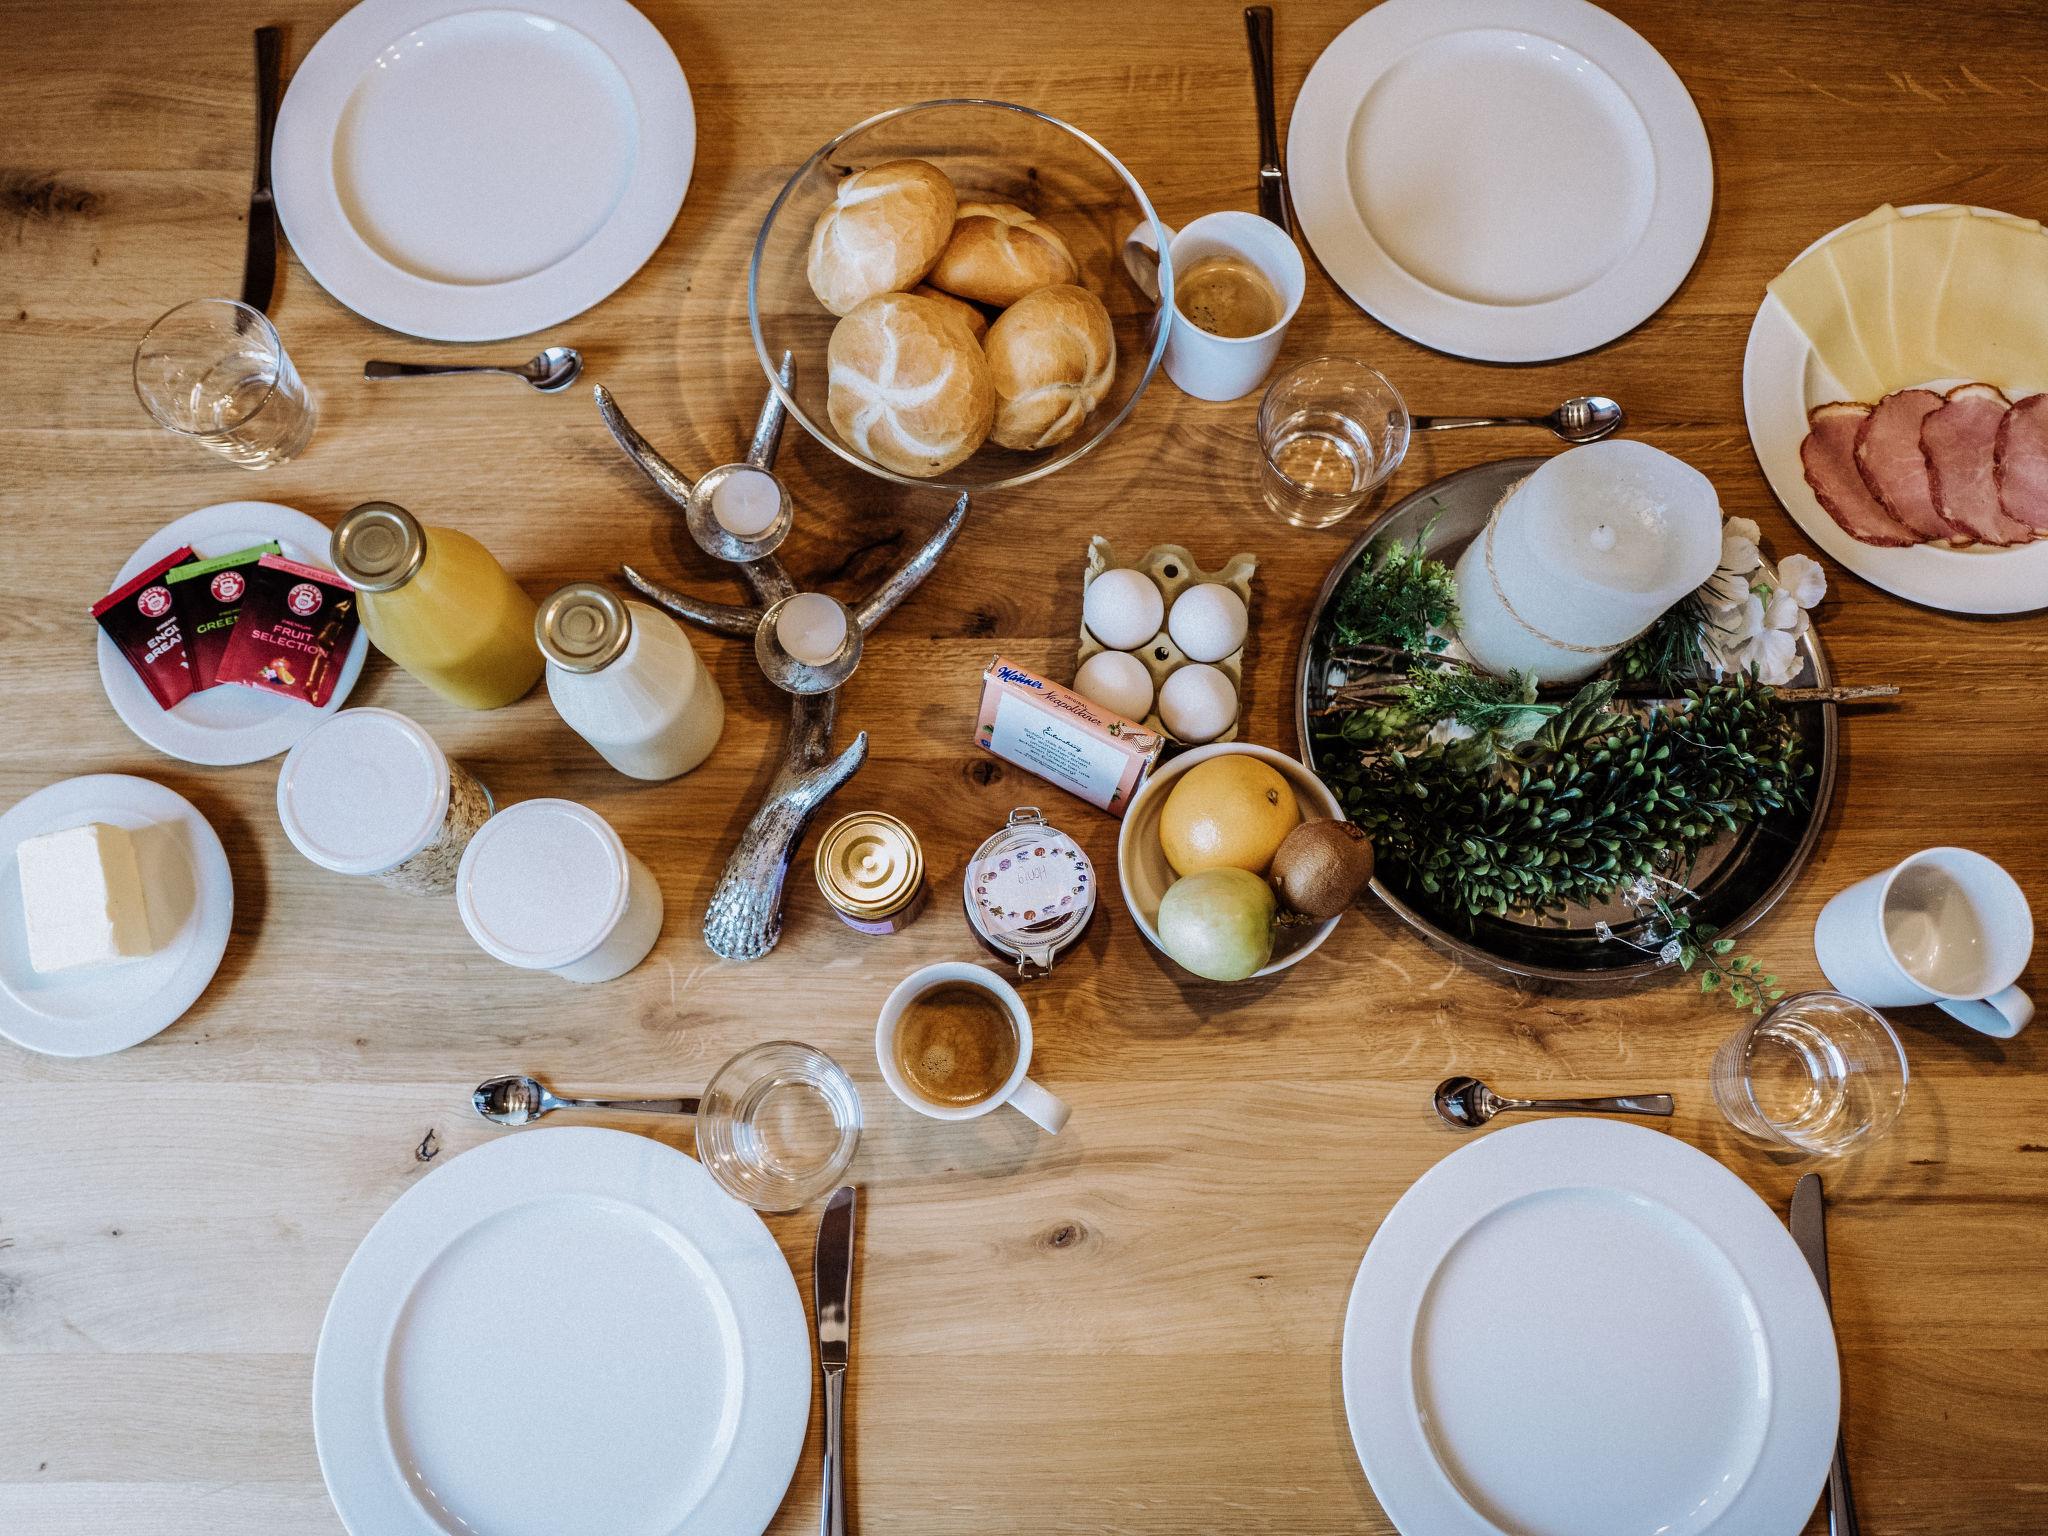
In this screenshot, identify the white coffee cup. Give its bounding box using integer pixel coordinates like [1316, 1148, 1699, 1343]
[1122, 210, 1305, 402]
[875, 962, 1070, 1134]
[1814, 847, 2034, 1038]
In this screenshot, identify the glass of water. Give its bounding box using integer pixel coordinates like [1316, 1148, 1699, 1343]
[133, 298, 316, 468]
[694, 1041, 862, 1212]
[1711, 991, 1909, 1156]
[1257, 356, 1409, 528]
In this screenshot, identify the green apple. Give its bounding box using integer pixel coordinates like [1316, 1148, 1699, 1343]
[1156, 867, 1277, 982]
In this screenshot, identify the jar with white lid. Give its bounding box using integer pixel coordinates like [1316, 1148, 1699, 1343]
[275, 707, 492, 894]
[538, 584, 724, 781]
[455, 798, 664, 983]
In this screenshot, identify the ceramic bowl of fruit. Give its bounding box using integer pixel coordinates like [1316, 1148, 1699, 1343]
[1118, 743, 1371, 982]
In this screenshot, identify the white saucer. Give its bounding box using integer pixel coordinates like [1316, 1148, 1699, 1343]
[0, 775, 234, 1058]
[97, 501, 369, 766]
[274, 0, 696, 341]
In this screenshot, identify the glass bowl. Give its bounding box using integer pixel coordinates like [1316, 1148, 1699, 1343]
[749, 99, 1172, 494]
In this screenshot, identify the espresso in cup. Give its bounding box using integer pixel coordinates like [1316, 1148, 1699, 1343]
[1176, 254, 1284, 339]
[894, 981, 1019, 1107]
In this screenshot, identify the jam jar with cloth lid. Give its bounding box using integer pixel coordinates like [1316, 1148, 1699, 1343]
[964, 807, 1097, 978]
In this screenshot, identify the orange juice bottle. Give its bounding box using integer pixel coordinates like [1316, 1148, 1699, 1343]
[331, 501, 543, 710]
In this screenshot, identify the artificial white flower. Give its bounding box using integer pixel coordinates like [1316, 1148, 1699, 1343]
[1765, 588, 1801, 631]
[1719, 528, 1762, 577]
[1775, 552, 1827, 609]
[1701, 566, 1753, 611]
[1742, 628, 1801, 685]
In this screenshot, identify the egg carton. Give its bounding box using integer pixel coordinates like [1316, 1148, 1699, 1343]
[1077, 538, 1258, 746]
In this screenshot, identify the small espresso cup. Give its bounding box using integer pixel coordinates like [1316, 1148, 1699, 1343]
[1122, 210, 1305, 402]
[875, 962, 1071, 1134]
[1814, 847, 2034, 1038]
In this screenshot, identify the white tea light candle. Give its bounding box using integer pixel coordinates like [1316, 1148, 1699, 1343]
[778, 592, 848, 666]
[1452, 441, 1722, 683]
[710, 467, 781, 538]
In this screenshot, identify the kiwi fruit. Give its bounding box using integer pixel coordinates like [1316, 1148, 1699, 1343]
[1270, 820, 1375, 920]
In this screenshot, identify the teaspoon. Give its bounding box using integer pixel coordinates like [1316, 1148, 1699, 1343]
[364, 345, 583, 393]
[1412, 395, 1624, 443]
[471, 1073, 699, 1127]
[1432, 1074, 1672, 1130]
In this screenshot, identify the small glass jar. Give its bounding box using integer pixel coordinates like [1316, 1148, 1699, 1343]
[694, 1040, 862, 1213]
[964, 807, 1097, 977]
[814, 811, 928, 935]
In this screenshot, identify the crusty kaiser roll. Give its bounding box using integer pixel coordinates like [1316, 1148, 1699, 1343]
[806, 159, 957, 317]
[928, 202, 1079, 307]
[983, 284, 1116, 451]
[828, 292, 995, 477]
[911, 283, 988, 342]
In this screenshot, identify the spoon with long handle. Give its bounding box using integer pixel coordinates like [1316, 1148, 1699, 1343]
[1433, 1074, 1672, 1130]
[364, 345, 583, 393]
[1412, 394, 1624, 443]
[472, 1073, 698, 1127]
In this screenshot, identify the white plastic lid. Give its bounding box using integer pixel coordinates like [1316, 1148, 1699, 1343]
[276, 707, 450, 876]
[456, 798, 628, 970]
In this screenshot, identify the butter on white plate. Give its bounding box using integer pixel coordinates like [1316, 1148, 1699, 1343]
[17, 821, 158, 974]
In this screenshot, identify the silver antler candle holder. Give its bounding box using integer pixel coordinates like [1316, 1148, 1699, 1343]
[594, 355, 968, 962]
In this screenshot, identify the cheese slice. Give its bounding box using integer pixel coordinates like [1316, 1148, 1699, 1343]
[1889, 209, 1970, 386]
[1932, 215, 2048, 394]
[16, 822, 155, 975]
[1768, 219, 1894, 399]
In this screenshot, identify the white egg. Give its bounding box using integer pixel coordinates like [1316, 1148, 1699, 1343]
[1157, 663, 1238, 744]
[1074, 650, 1156, 722]
[1082, 567, 1165, 651]
[1167, 583, 1248, 664]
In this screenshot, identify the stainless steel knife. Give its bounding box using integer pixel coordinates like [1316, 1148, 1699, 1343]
[1243, 6, 1292, 235]
[814, 1184, 856, 1536]
[1791, 1173, 1860, 1536]
[241, 26, 284, 313]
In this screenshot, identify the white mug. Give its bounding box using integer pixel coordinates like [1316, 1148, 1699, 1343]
[1814, 847, 2034, 1038]
[875, 962, 1071, 1134]
[1122, 210, 1305, 402]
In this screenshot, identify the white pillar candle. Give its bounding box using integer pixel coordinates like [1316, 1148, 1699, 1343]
[778, 592, 848, 666]
[711, 467, 781, 538]
[1452, 441, 1723, 684]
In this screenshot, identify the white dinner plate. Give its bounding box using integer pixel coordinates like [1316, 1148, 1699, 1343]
[97, 502, 370, 766]
[313, 1126, 810, 1536]
[0, 775, 234, 1058]
[274, 0, 695, 341]
[1343, 1119, 1836, 1536]
[1742, 204, 2048, 615]
[1288, 0, 1712, 362]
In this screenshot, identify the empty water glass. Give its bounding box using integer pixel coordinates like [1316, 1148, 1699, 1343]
[694, 1040, 862, 1212]
[1257, 356, 1409, 528]
[1711, 990, 1909, 1156]
[133, 298, 316, 468]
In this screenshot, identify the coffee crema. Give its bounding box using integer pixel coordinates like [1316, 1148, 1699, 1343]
[894, 981, 1019, 1107]
[1175, 254, 1283, 339]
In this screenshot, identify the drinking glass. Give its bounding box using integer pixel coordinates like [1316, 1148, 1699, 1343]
[1257, 356, 1409, 528]
[1710, 990, 1909, 1156]
[133, 299, 316, 468]
[695, 1041, 862, 1212]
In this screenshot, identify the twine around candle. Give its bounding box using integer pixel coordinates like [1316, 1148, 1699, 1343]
[1476, 489, 1655, 656]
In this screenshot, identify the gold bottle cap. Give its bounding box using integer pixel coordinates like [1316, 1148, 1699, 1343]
[537, 582, 632, 673]
[815, 812, 924, 917]
[332, 501, 426, 592]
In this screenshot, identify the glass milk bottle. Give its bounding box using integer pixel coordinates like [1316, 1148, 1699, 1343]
[538, 583, 724, 780]
[330, 501, 544, 710]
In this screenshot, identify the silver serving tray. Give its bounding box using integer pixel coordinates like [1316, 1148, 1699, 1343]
[1294, 458, 1836, 988]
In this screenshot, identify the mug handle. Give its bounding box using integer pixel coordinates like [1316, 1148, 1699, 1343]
[1938, 985, 2033, 1039]
[1121, 221, 1178, 302]
[1007, 1076, 1072, 1135]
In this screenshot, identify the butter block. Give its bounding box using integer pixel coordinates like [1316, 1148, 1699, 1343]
[17, 822, 155, 974]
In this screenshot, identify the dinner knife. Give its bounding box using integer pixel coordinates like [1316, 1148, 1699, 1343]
[241, 26, 284, 313]
[1243, 6, 1292, 235]
[1791, 1173, 1860, 1536]
[814, 1184, 856, 1536]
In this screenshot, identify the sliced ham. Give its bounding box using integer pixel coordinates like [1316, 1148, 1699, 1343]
[1923, 384, 2032, 546]
[1801, 402, 1917, 546]
[1853, 389, 1955, 542]
[1994, 392, 2048, 535]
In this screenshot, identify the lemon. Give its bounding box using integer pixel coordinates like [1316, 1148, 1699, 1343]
[1158, 755, 1300, 876]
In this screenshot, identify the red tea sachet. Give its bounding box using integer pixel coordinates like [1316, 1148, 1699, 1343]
[166, 542, 279, 690]
[216, 554, 359, 708]
[91, 545, 198, 710]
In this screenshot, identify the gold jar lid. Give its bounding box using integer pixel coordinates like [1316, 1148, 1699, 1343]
[537, 582, 632, 673]
[815, 812, 924, 917]
[332, 501, 426, 592]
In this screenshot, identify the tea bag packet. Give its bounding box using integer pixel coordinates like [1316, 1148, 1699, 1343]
[90, 545, 198, 710]
[166, 542, 279, 690]
[217, 554, 359, 708]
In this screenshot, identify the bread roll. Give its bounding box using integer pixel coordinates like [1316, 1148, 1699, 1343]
[983, 285, 1116, 451]
[912, 283, 988, 342]
[828, 293, 995, 477]
[928, 202, 1079, 306]
[806, 159, 957, 317]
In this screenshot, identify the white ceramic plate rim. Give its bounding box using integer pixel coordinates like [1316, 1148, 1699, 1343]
[1741, 203, 2048, 615]
[1342, 1119, 1837, 1536]
[1287, 0, 1712, 362]
[273, 0, 694, 341]
[97, 502, 370, 766]
[312, 1126, 810, 1536]
[0, 774, 233, 1058]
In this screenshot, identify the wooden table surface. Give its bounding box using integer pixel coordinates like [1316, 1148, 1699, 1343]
[4, 1, 2046, 1531]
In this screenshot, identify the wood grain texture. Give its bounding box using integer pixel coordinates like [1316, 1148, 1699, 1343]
[3, 1, 2047, 1531]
